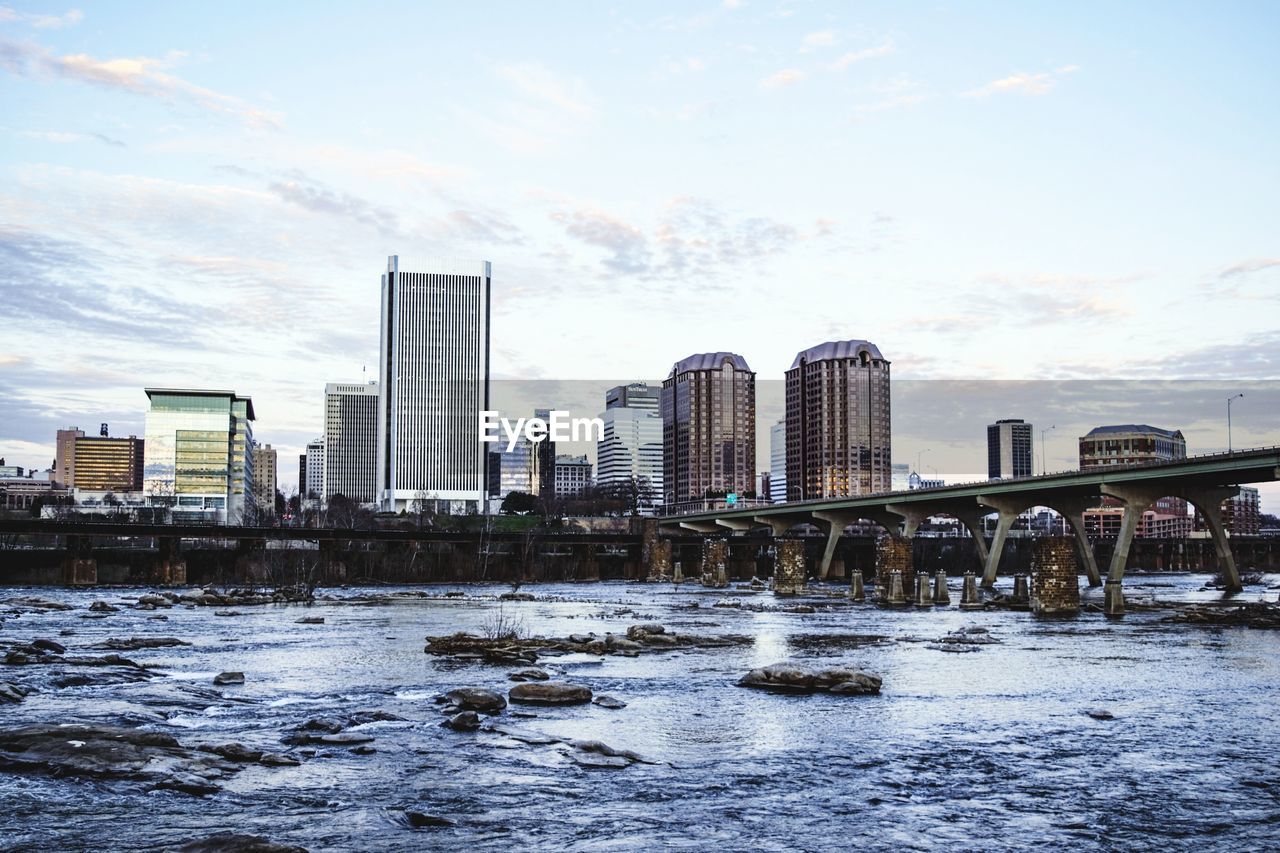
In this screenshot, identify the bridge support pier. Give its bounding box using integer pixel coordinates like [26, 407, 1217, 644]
[813, 511, 860, 580]
[1102, 484, 1243, 593]
[950, 507, 991, 573]
[153, 536, 186, 585]
[978, 496, 1025, 588]
[61, 535, 97, 585]
[1186, 486, 1243, 593]
[1043, 497, 1103, 587]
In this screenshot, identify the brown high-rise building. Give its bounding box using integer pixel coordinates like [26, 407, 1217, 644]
[661, 352, 755, 508]
[56, 427, 85, 486]
[71, 435, 144, 492]
[1080, 424, 1189, 520]
[785, 340, 891, 501]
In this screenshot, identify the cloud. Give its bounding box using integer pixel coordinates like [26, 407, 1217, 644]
[550, 197, 800, 280]
[494, 62, 591, 117]
[0, 5, 82, 29]
[760, 68, 805, 90]
[801, 30, 836, 52]
[268, 177, 402, 236]
[829, 40, 894, 70]
[963, 65, 1080, 99]
[0, 37, 281, 128]
[1218, 258, 1280, 279]
[18, 129, 124, 146]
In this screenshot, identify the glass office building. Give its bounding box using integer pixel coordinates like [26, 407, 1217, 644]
[143, 389, 256, 523]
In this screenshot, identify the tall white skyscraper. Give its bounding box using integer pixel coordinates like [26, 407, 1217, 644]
[596, 383, 663, 512]
[325, 381, 379, 504]
[304, 437, 325, 507]
[769, 418, 786, 503]
[377, 255, 490, 514]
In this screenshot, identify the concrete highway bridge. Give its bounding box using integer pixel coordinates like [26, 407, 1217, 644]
[658, 446, 1280, 593]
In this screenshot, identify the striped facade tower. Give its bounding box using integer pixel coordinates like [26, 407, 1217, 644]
[325, 381, 379, 504]
[376, 256, 490, 514]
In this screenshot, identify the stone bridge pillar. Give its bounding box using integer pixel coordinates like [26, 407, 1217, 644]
[875, 536, 914, 603]
[773, 539, 806, 595]
[699, 538, 728, 587]
[1042, 496, 1103, 587]
[1030, 536, 1080, 615]
[641, 520, 672, 580]
[61, 534, 97, 585]
[154, 536, 186, 585]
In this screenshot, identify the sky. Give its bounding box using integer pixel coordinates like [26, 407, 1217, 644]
[1, 1, 1278, 504]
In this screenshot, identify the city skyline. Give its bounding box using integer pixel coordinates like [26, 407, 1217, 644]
[3, 3, 1279, 473]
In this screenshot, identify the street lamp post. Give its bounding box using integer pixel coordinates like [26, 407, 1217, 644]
[1040, 424, 1056, 475]
[1227, 393, 1243, 453]
[917, 448, 930, 477]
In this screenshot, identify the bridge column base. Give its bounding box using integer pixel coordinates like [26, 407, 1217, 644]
[1185, 486, 1244, 593]
[773, 539, 806, 595]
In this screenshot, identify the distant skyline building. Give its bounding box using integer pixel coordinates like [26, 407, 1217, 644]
[142, 388, 255, 523]
[988, 418, 1033, 480]
[377, 255, 490, 514]
[661, 352, 756, 507]
[891, 462, 911, 492]
[325, 381, 379, 504]
[56, 427, 83, 487]
[72, 433, 144, 494]
[554, 454, 592, 498]
[1081, 423, 1189, 519]
[304, 438, 325, 505]
[597, 383, 663, 511]
[785, 339, 891, 501]
[251, 443, 277, 516]
[1079, 424, 1187, 467]
[490, 435, 534, 500]
[533, 407, 556, 499]
[769, 419, 786, 503]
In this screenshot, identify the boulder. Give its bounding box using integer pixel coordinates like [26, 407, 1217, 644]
[738, 662, 881, 696]
[31, 639, 66, 654]
[592, 694, 627, 710]
[91, 637, 192, 651]
[566, 739, 655, 768]
[444, 711, 482, 731]
[442, 687, 507, 714]
[508, 668, 550, 682]
[0, 724, 242, 795]
[213, 672, 245, 686]
[178, 833, 307, 852]
[625, 623, 665, 640]
[258, 752, 300, 767]
[508, 682, 593, 706]
[0, 682, 29, 704]
[404, 811, 456, 828]
[88, 601, 119, 613]
[295, 616, 325, 625]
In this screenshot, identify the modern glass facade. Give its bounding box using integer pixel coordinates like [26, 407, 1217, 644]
[143, 389, 255, 522]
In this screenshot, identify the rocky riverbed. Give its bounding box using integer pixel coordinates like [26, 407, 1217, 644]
[1, 573, 1278, 851]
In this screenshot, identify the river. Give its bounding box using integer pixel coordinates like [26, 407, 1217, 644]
[2, 573, 1279, 851]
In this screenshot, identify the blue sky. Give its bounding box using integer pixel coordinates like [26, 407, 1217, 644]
[1, 1, 1278, 497]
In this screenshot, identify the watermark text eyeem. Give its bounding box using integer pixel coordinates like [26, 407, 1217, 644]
[479, 410, 604, 451]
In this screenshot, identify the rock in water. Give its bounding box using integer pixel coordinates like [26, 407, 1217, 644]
[592, 694, 627, 709]
[507, 667, 550, 682]
[404, 811, 456, 828]
[508, 682, 593, 705]
[295, 616, 325, 625]
[213, 672, 245, 685]
[1084, 709, 1116, 721]
[0, 683, 29, 704]
[738, 662, 881, 696]
[444, 711, 482, 731]
[178, 833, 308, 852]
[442, 687, 507, 714]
